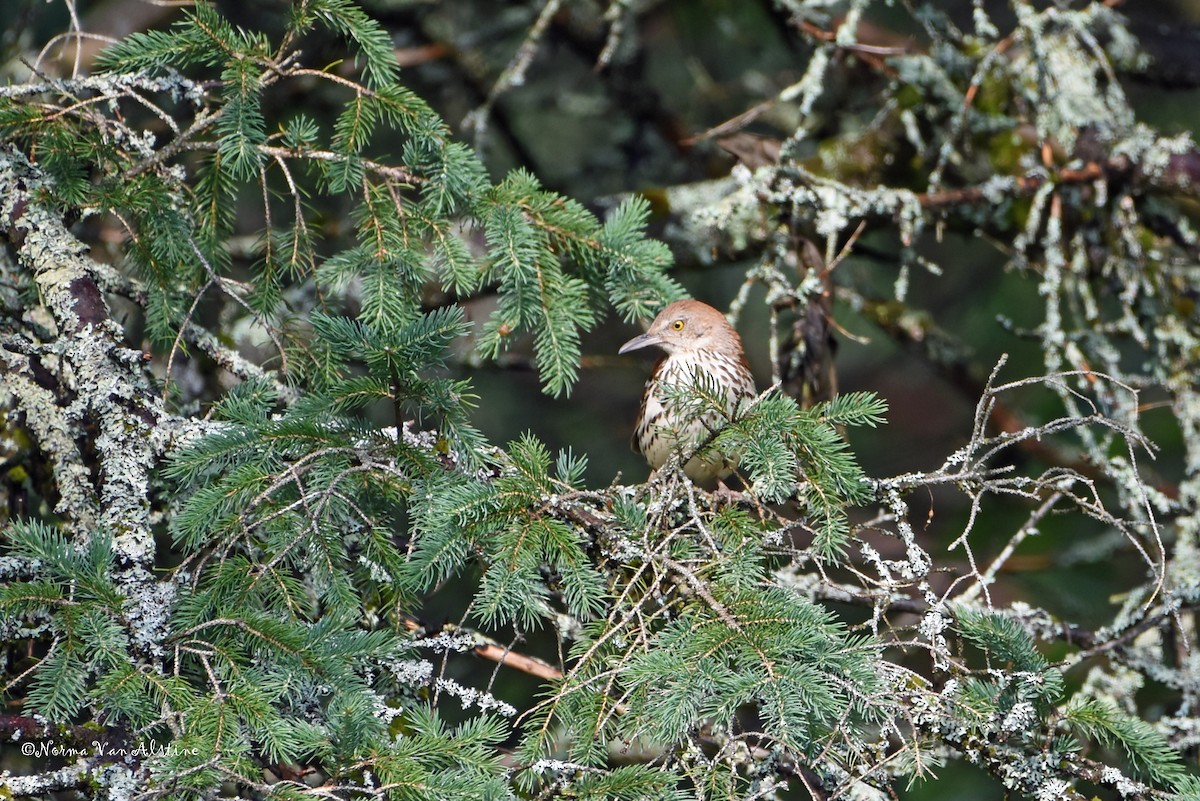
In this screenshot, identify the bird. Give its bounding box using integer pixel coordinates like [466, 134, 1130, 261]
[618, 299, 756, 483]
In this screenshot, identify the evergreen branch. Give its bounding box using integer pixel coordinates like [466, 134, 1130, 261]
[3, 4, 1196, 799]
[402, 617, 563, 682]
[1064, 698, 1186, 785]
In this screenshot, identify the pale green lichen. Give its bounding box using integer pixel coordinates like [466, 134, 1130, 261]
[0, 149, 183, 658]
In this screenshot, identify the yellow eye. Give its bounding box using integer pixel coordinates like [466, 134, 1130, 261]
[671, 320, 685, 331]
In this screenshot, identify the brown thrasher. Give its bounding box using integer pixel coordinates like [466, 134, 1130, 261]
[619, 299, 756, 482]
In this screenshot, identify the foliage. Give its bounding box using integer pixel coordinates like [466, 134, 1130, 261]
[0, 1, 1198, 800]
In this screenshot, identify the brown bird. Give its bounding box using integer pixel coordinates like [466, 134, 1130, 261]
[619, 300, 756, 482]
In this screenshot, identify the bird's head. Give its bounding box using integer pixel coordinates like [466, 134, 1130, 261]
[618, 299, 742, 358]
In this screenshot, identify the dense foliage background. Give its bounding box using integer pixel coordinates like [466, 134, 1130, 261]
[3, 0, 1200, 799]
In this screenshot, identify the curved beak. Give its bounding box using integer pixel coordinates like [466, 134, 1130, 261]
[618, 332, 661, 355]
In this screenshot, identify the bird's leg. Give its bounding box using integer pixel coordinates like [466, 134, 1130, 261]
[711, 479, 746, 507]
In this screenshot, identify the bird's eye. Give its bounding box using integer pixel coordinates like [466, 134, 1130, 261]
[671, 320, 685, 331]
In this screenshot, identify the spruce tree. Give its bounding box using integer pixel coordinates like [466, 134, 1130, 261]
[1, 2, 1198, 800]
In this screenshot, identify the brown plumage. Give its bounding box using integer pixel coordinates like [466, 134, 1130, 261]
[619, 299, 756, 482]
